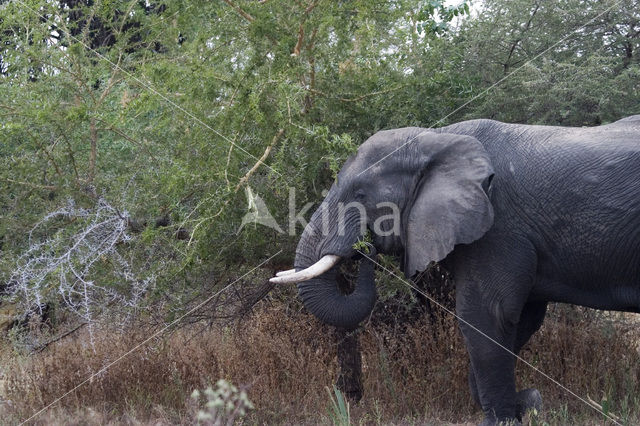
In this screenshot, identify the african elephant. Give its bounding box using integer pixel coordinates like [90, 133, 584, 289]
[271, 116, 640, 425]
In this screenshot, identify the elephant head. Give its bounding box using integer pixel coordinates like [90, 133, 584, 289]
[271, 128, 495, 329]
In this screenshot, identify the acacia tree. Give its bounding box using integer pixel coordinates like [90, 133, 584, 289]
[0, 0, 473, 326]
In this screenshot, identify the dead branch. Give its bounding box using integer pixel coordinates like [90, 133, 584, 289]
[221, 0, 255, 23]
[308, 85, 404, 103]
[234, 129, 285, 192]
[30, 322, 88, 354]
[292, 23, 305, 56]
[1, 178, 57, 191]
[89, 118, 97, 184]
[234, 281, 276, 319]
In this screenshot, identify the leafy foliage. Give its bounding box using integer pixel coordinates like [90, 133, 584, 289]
[0, 0, 638, 326]
[417, 0, 471, 35]
[460, 0, 640, 124]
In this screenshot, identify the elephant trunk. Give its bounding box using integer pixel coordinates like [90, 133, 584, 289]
[295, 236, 377, 330]
[296, 260, 376, 329]
[281, 189, 377, 330]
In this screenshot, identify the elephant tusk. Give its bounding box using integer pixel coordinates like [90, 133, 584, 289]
[269, 255, 341, 284]
[275, 269, 296, 277]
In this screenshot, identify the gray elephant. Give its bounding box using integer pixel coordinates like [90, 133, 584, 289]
[271, 115, 640, 425]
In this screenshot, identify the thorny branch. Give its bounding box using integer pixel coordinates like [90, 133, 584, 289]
[95, 117, 160, 164]
[7, 198, 155, 346]
[30, 322, 88, 354]
[504, 1, 540, 74]
[88, 117, 97, 184]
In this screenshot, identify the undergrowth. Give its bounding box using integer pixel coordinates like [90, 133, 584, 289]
[1, 303, 639, 425]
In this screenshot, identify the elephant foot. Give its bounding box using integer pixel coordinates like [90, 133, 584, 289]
[477, 390, 541, 426]
[515, 388, 542, 420]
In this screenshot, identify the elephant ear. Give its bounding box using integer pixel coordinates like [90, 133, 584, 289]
[404, 132, 495, 277]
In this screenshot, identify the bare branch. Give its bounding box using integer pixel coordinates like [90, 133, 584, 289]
[88, 118, 97, 184]
[235, 129, 285, 192]
[221, 0, 255, 23]
[30, 322, 87, 354]
[6, 198, 155, 345]
[292, 23, 304, 56]
[1, 177, 57, 191]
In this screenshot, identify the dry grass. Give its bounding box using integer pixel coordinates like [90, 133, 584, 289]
[1, 303, 639, 425]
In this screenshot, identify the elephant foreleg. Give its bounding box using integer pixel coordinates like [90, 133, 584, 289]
[469, 367, 542, 422]
[513, 301, 547, 354]
[461, 318, 519, 425]
[452, 233, 540, 425]
[464, 300, 547, 423]
[513, 301, 547, 420]
[335, 327, 363, 402]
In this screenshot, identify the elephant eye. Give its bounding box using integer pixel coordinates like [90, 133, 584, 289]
[354, 189, 366, 200]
